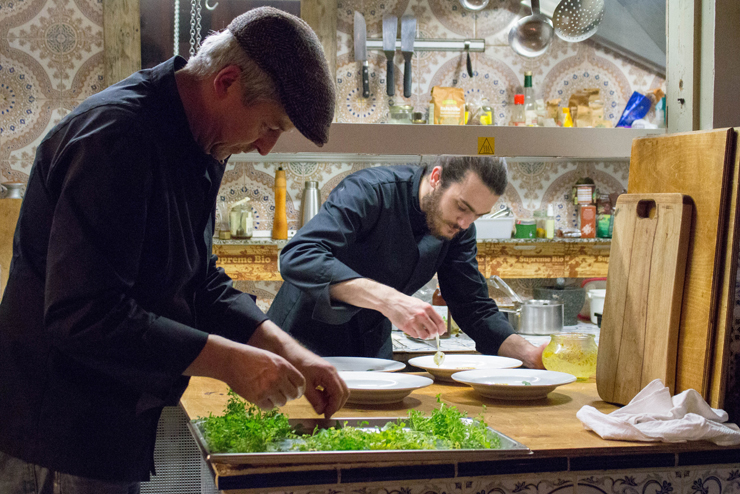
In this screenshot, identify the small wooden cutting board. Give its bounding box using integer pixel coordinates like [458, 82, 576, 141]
[596, 193, 692, 405]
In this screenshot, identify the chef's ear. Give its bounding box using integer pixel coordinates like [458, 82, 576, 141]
[430, 165, 443, 188]
[213, 65, 242, 98]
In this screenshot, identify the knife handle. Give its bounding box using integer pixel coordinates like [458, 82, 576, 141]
[386, 56, 395, 97]
[403, 52, 412, 98]
[361, 61, 370, 99]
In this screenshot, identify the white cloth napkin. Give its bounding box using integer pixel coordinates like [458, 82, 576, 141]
[577, 379, 740, 446]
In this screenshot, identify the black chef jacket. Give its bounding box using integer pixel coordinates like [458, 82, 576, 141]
[0, 57, 267, 481]
[267, 165, 514, 358]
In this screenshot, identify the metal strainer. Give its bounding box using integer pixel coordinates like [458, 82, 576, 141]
[552, 0, 605, 42]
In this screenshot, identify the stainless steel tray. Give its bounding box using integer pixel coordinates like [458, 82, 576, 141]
[189, 416, 530, 466]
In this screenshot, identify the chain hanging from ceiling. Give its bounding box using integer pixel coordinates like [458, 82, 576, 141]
[173, 0, 180, 56]
[189, 0, 203, 58]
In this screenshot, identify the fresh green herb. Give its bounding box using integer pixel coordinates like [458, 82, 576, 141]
[198, 390, 297, 453]
[522, 381, 532, 386]
[197, 393, 501, 453]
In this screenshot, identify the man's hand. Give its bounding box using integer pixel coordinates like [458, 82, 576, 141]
[383, 293, 446, 340]
[329, 278, 446, 340]
[248, 320, 349, 417]
[184, 334, 306, 410]
[498, 334, 546, 369]
[280, 346, 349, 418]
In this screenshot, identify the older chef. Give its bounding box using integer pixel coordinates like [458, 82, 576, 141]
[267, 156, 546, 368]
[0, 7, 347, 493]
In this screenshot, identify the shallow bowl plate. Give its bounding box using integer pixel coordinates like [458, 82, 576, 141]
[408, 354, 522, 382]
[324, 356, 405, 373]
[339, 371, 433, 404]
[452, 369, 576, 400]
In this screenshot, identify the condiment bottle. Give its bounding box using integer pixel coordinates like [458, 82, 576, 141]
[545, 204, 555, 239]
[511, 94, 525, 126]
[562, 107, 573, 127]
[272, 167, 288, 240]
[480, 105, 493, 126]
[523, 71, 536, 126]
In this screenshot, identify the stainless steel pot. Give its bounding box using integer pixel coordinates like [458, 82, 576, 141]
[500, 300, 564, 335]
[489, 275, 564, 335]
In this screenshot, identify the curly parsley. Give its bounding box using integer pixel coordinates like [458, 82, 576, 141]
[197, 392, 501, 453]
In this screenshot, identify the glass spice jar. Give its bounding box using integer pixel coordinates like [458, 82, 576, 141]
[542, 332, 598, 380]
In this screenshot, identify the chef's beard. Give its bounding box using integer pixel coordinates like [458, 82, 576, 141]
[421, 186, 462, 240]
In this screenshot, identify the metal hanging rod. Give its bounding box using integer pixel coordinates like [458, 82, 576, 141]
[365, 38, 486, 52]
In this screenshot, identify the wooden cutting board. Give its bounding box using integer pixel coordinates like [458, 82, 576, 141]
[628, 129, 737, 403]
[596, 193, 692, 405]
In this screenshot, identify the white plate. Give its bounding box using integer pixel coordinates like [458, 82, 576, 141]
[408, 354, 522, 382]
[339, 371, 433, 405]
[324, 357, 405, 373]
[452, 369, 576, 400]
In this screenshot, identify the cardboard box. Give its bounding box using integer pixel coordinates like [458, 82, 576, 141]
[580, 205, 596, 238]
[474, 218, 515, 239]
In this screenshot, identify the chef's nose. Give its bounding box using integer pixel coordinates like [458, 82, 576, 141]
[458, 213, 474, 230]
[254, 130, 281, 156]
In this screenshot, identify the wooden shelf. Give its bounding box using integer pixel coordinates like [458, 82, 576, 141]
[260, 123, 665, 159]
[213, 239, 611, 281]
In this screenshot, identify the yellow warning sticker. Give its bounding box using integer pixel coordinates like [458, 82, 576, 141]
[478, 137, 495, 155]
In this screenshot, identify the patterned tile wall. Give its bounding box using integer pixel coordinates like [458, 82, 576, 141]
[1, 0, 104, 181]
[335, 0, 664, 126]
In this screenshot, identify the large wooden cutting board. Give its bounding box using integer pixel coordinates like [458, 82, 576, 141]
[596, 193, 692, 405]
[628, 129, 736, 402]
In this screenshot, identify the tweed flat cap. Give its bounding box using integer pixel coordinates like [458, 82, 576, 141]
[228, 7, 335, 147]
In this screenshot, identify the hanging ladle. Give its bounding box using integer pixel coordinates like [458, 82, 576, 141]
[508, 0, 554, 58]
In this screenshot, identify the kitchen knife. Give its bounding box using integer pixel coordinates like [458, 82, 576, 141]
[382, 15, 397, 97]
[353, 11, 370, 98]
[400, 15, 416, 98]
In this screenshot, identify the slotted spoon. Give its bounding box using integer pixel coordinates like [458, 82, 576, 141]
[552, 0, 605, 42]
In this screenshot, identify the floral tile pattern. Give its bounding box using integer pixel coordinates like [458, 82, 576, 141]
[467, 473, 575, 494]
[684, 467, 740, 494]
[0, 0, 102, 169]
[335, 0, 665, 123]
[576, 471, 678, 494]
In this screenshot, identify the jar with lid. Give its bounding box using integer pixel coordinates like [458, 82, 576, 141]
[511, 94, 525, 126]
[542, 332, 598, 380]
[388, 104, 413, 124]
[514, 219, 536, 238]
[229, 197, 254, 239]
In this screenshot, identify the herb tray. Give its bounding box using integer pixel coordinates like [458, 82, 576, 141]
[188, 417, 530, 466]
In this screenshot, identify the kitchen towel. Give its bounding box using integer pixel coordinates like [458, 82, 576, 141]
[577, 379, 740, 446]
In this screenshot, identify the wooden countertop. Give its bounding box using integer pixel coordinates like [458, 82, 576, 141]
[180, 374, 725, 461]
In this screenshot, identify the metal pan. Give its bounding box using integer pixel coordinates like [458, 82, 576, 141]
[189, 417, 529, 466]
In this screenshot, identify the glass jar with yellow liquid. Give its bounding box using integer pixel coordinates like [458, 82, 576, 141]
[542, 333, 597, 380]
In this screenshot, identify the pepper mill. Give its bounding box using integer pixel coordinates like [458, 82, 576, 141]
[300, 181, 321, 229]
[272, 167, 288, 240]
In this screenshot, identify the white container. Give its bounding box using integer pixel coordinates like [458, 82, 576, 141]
[474, 217, 515, 239]
[587, 289, 606, 324]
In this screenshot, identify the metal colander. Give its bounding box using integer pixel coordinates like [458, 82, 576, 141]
[552, 0, 605, 42]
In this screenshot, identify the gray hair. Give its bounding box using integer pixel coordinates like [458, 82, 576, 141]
[431, 156, 508, 196]
[181, 29, 280, 107]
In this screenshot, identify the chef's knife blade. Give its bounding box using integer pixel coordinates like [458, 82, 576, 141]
[400, 15, 416, 98]
[382, 15, 397, 97]
[353, 11, 370, 99]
